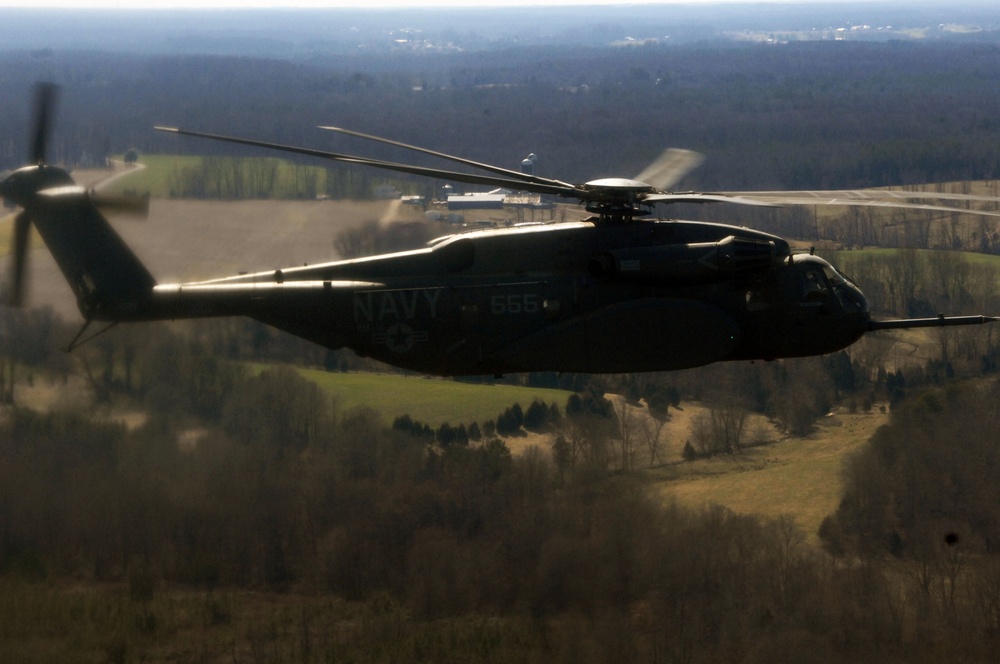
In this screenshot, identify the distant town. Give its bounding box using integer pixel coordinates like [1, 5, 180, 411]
[0, 2, 998, 58]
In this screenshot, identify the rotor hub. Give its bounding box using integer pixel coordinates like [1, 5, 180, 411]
[583, 178, 654, 192]
[580, 179, 658, 223]
[0, 165, 74, 207]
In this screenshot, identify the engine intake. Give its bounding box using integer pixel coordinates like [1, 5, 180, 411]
[589, 235, 781, 285]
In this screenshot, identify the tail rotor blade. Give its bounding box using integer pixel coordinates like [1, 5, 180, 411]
[6, 211, 31, 306]
[30, 82, 58, 166]
[91, 192, 150, 219]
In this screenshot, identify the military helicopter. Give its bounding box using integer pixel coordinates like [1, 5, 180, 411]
[4, 82, 1000, 376]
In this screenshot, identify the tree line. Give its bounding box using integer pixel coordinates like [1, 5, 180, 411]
[3, 41, 1000, 194]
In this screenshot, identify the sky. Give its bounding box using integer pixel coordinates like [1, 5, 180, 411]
[0, 0, 844, 8]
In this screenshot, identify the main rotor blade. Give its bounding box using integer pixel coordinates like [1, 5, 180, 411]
[155, 126, 580, 199]
[6, 211, 31, 306]
[319, 125, 577, 190]
[30, 82, 57, 166]
[634, 148, 705, 191]
[720, 188, 1000, 205]
[644, 192, 780, 207]
[716, 191, 1000, 218]
[648, 189, 1000, 219]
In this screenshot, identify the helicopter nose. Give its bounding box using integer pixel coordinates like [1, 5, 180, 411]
[842, 282, 872, 339]
[840, 279, 869, 314]
[855, 285, 869, 314]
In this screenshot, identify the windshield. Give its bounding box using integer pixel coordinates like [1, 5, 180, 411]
[793, 255, 868, 312]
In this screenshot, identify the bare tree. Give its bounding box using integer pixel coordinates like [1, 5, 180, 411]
[691, 399, 749, 456]
[849, 332, 894, 383]
[639, 414, 668, 467]
[613, 396, 638, 472]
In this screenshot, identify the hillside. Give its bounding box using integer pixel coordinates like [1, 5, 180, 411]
[284, 361, 895, 544]
[647, 406, 888, 542]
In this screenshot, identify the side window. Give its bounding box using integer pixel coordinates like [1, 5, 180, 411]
[745, 277, 772, 311]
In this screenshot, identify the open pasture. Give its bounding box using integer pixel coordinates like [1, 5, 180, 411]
[649, 407, 887, 541]
[272, 365, 572, 428]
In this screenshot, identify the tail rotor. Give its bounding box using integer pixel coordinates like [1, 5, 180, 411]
[2, 82, 64, 306]
[1, 83, 147, 308]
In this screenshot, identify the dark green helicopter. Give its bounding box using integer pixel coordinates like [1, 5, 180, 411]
[4, 83, 1000, 376]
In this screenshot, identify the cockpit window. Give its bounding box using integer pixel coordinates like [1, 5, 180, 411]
[822, 264, 848, 287]
[801, 266, 830, 301]
[788, 255, 868, 313]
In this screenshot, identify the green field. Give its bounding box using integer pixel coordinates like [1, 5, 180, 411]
[830, 246, 1000, 268]
[103, 154, 201, 196]
[267, 366, 572, 427]
[100, 154, 333, 199]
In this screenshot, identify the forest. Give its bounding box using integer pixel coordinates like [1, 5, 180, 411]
[6, 33, 1000, 662]
[2, 304, 1000, 662]
[3, 40, 1000, 193]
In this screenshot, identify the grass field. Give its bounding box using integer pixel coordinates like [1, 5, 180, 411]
[101, 154, 202, 196]
[830, 245, 1000, 269]
[99, 154, 333, 199]
[829, 246, 1000, 297]
[647, 407, 887, 541]
[269, 365, 573, 427]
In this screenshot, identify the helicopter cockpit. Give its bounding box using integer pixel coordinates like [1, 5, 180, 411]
[790, 254, 868, 314]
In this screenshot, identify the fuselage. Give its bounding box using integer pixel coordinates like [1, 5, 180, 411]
[11, 170, 870, 376]
[142, 219, 871, 375]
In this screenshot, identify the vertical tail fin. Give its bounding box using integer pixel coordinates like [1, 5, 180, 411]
[27, 183, 156, 320]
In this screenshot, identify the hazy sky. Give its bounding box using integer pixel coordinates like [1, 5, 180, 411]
[0, 0, 852, 8]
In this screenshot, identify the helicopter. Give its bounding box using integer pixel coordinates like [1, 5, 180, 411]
[4, 82, 1000, 376]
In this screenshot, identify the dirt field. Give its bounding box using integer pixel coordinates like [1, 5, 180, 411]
[2, 168, 427, 318]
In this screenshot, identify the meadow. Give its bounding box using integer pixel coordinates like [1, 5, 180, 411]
[254, 364, 572, 428]
[100, 154, 328, 199]
[649, 406, 887, 543]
